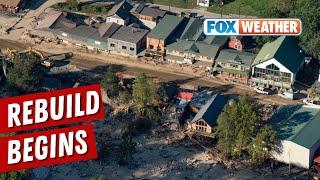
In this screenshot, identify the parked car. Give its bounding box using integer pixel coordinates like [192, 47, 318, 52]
[278, 91, 295, 100]
[91, 16, 104, 24]
[254, 87, 273, 95]
[303, 98, 320, 108]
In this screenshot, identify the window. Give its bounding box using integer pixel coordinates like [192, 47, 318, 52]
[110, 43, 115, 47]
[266, 64, 280, 71]
[130, 47, 135, 51]
[122, 46, 127, 50]
[195, 120, 208, 132]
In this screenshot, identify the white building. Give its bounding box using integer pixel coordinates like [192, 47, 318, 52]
[251, 36, 305, 91]
[106, 1, 132, 26]
[197, 0, 210, 7]
[270, 105, 320, 169]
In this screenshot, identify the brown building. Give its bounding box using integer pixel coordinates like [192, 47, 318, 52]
[146, 15, 184, 58]
[131, 4, 166, 29]
[229, 36, 243, 51]
[0, 0, 26, 13]
[187, 94, 227, 136]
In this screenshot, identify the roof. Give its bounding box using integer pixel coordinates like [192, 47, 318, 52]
[0, 0, 22, 8]
[106, 0, 132, 19]
[98, 22, 120, 38]
[179, 18, 203, 41]
[177, 18, 228, 47]
[216, 49, 256, 67]
[139, 6, 166, 19]
[37, 11, 70, 29]
[110, 26, 148, 44]
[166, 40, 220, 59]
[178, 92, 193, 101]
[148, 14, 184, 40]
[270, 105, 320, 149]
[61, 25, 108, 42]
[190, 90, 215, 108]
[191, 94, 227, 127]
[253, 36, 305, 73]
[203, 36, 228, 47]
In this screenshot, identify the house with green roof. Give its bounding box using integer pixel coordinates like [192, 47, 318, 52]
[146, 14, 184, 57]
[270, 105, 320, 169]
[251, 36, 305, 91]
[164, 18, 228, 69]
[214, 49, 256, 84]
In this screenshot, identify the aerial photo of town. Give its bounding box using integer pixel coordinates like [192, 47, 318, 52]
[0, 0, 320, 179]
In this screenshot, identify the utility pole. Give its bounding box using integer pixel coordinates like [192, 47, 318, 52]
[239, 3, 241, 18]
[219, 2, 224, 18]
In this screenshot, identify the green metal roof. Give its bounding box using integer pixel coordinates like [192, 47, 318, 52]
[270, 105, 320, 149]
[216, 49, 256, 67]
[253, 36, 305, 74]
[148, 14, 183, 40]
[180, 18, 203, 41]
[166, 40, 220, 59]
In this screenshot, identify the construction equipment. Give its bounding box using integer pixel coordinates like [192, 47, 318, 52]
[5, 48, 17, 60]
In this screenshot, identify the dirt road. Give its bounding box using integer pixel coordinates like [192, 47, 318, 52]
[0, 38, 296, 105]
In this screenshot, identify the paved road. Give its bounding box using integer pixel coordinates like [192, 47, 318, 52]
[146, 3, 224, 18]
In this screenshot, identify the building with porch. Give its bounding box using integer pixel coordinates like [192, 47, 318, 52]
[146, 15, 184, 58]
[165, 18, 228, 70]
[214, 49, 255, 84]
[251, 36, 305, 91]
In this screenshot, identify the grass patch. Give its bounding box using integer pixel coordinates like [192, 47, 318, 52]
[52, 2, 113, 15]
[148, 0, 197, 9]
[207, 0, 276, 16]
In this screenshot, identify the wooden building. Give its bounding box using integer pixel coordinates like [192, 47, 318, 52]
[188, 94, 227, 135]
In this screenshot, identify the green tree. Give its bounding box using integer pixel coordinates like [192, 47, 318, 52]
[217, 95, 274, 162]
[132, 73, 161, 112]
[249, 125, 276, 164]
[68, 0, 80, 11]
[0, 170, 29, 180]
[307, 83, 317, 98]
[263, 0, 320, 59]
[101, 65, 119, 98]
[6, 53, 42, 93]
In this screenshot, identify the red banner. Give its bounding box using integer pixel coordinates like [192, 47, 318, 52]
[0, 84, 105, 133]
[0, 124, 97, 173]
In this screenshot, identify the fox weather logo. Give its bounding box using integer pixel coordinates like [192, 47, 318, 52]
[204, 19, 238, 36]
[204, 18, 302, 36]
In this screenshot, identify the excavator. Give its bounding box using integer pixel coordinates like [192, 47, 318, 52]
[4, 47, 55, 68]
